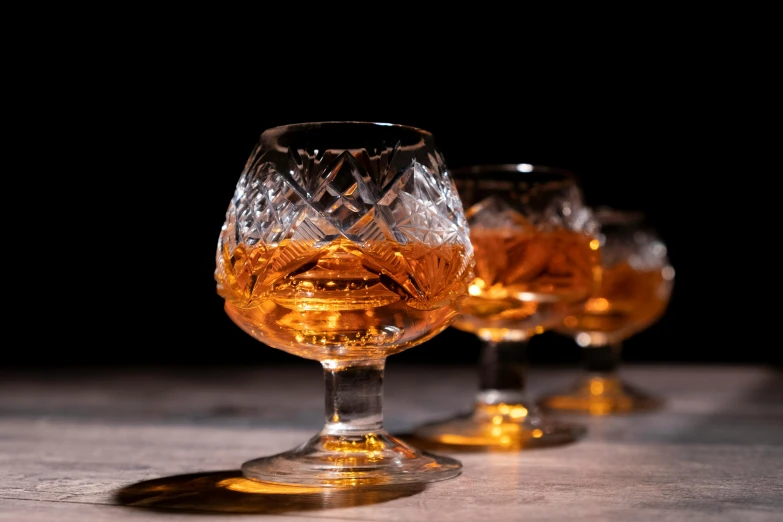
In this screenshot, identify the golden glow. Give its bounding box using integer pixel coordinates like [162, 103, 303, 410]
[218, 238, 472, 361]
[556, 260, 673, 344]
[326, 313, 341, 329]
[509, 406, 528, 419]
[484, 284, 509, 300]
[590, 403, 611, 415]
[322, 433, 387, 454]
[217, 477, 324, 494]
[491, 415, 503, 425]
[538, 373, 662, 415]
[586, 297, 610, 312]
[498, 404, 511, 414]
[454, 227, 600, 342]
[477, 327, 515, 342]
[589, 239, 600, 250]
[534, 326, 545, 334]
[429, 416, 570, 447]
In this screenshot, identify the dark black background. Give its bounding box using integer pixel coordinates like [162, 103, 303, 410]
[26, 58, 768, 369]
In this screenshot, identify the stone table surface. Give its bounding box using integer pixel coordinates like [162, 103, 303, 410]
[1, 363, 781, 521]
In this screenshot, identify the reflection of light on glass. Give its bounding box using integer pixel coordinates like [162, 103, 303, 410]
[492, 415, 503, 425]
[586, 297, 609, 312]
[491, 426, 503, 437]
[516, 164, 534, 172]
[500, 436, 511, 444]
[576, 332, 592, 347]
[320, 433, 389, 465]
[531, 429, 543, 438]
[534, 326, 544, 334]
[486, 285, 509, 299]
[509, 407, 528, 419]
[478, 327, 524, 342]
[590, 239, 600, 250]
[590, 380, 604, 395]
[516, 292, 537, 302]
[498, 404, 510, 414]
[468, 284, 482, 296]
[662, 266, 675, 281]
[327, 313, 340, 328]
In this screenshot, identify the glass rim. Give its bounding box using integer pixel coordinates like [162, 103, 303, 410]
[450, 163, 575, 177]
[260, 121, 434, 139]
[593, 206, 646, 225]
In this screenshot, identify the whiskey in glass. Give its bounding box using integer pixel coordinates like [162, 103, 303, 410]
[215, 122, 475, 485]
[539, 207, 674, 414]
[412, 163, 601, 449]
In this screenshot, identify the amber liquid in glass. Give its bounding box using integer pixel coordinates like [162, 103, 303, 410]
[452, 228, 600, 340]
[216, 238, 471, 361]
[558, 261, 670, 342]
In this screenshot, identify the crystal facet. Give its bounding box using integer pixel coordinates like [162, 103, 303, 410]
[216, 135, 473, 311]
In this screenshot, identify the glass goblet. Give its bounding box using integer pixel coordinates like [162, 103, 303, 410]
[412, 163, 601, 450]
[214, 121, 475, 487]
[538, 207, 675, 414]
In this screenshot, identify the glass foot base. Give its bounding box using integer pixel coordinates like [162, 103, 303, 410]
[241, 429, 461, 487]
[538, 375, 664, 415]
[411, 402, 586, 451]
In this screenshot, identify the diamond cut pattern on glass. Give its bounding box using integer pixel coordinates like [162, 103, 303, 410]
[216, 143, 473, 309]
[466, 195, 531, 230]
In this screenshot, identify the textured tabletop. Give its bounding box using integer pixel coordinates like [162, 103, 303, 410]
[1, 363, 781, 521]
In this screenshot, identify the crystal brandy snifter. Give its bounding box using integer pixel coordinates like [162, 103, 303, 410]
[215, 121, 475, 486]
[538, 207, 675, 414]
[412, 163, 601, 450]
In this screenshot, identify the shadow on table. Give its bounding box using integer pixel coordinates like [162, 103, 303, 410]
[113, 470, 426, 515]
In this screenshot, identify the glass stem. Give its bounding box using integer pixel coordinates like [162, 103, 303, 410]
[475, 340, 529, 406]
[322, 359, 385, 436]
[582, 342, 622, 376]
